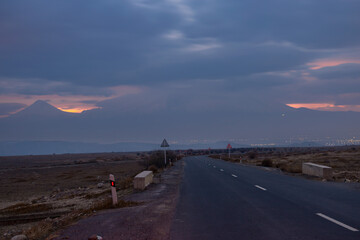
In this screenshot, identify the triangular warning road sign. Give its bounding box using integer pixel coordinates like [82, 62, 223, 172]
[227, 143, 232, 149]
[161, 139, 169, 147]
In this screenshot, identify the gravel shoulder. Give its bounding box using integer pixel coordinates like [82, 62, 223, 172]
[51, 160, 184, 240]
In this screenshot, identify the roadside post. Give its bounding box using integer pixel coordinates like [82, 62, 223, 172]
[227, 143, 232, 159]
[161, 139, 170, 167]
[109, 174, 118, 206]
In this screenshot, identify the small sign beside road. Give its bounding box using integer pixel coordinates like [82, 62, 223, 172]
[161, 139, 169, 148]
[227, 143, 232, 158]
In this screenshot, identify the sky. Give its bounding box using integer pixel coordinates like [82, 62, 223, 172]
[1, 0, 360, 117]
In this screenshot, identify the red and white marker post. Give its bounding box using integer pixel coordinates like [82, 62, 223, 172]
[109, 174, 118, 206]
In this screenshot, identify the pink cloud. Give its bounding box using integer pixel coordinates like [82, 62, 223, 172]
[287, 103, 360, 112]
[307, 59, 360, 70]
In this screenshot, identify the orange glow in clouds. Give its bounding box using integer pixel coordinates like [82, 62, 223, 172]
[57, 107, 100, 113]
[0, 85, 143, 115]
[287, 103, 360, 112]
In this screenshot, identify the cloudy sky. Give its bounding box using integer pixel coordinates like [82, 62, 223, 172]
[1, 0, 360, 117]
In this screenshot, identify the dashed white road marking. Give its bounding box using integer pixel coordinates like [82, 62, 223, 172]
[316, 213, 359, 232]
[220, 169, 224, 172]
[255, 185, 267, 191]
[213, 166, 216, 168]
[231, 174, 237, 178]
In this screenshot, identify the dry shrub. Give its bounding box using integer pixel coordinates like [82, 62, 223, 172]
[281, 163, 302, 173]
[247, 151, 258, 159]
[25, 219, 53, 240]
[221, 157, 231, 162]
[118, 177, 133, 189]
[148, 165, 158, 173]
[143, 150, 179, 168]
[208, 154, 221, 159]
[261, 159, 273, 167]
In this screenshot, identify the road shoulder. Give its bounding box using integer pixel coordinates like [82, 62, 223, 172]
[51, 161, 184, 240]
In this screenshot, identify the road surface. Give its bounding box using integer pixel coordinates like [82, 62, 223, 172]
[170, 156, 360, 240]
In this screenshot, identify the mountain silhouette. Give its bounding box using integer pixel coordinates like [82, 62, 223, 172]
[12, 100, 72, 118]
[0, 99, 359, 155]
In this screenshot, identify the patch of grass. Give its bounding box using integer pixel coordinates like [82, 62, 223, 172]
[118, 177, 133, 189]
[83, 190, 108, 199]
[89, 198, 139, 212]
[0, 203, 53, 215]
[25, 218, 53, 240]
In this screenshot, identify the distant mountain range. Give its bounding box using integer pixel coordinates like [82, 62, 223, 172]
[0, 100, 359, 155]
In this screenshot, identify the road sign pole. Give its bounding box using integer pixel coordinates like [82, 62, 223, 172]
[109, 174, 118, 206]
[161, 138, 170, 167]
[226, 143, 232, 159]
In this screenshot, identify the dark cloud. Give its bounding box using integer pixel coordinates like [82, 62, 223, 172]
[302, 64, 360, 95]
[0, 0, 343, 88]
[188, 0, 360, 49]
[311, 63, 360, 80]
[0, 0, 359, 116]
[0, 0, 181, 86]
[0, 78, 114, 96]
[127, 42, 316, 84]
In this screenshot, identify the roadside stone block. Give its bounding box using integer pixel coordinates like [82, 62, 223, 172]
[11, 235, 28, 240]
[302, 162, 332, 179]
[134, 171, 153, 190]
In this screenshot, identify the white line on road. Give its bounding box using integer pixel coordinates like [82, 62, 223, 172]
[316, 213, 359, 232]
[231, 174, 237, 178]
[255, 185, 267, 191]
[220, 169, 224, 172]
[213, 166, 216, 168]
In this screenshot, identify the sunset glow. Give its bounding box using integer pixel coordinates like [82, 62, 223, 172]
[307, 59, 360, 70]
[0, 85, 143, 116]
[287, 103, 360, 112]
[57, 107, 100, 113]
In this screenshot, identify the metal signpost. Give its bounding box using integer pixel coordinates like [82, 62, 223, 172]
[161, 139, 170, 166]
[109, 174, 118, 206]
[227, 143, 232, 158]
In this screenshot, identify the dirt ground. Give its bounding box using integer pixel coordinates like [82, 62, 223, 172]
[0, 152, 148, 239]
[52, 160, 184, 240]
[210, 145, 360, 182]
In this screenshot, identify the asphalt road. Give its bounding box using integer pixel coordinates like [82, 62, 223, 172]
[170, 156, 360, 240]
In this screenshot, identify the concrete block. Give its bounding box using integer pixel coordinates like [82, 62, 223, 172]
[302, 162, 332, 179]
[134, 171, 153, 190]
